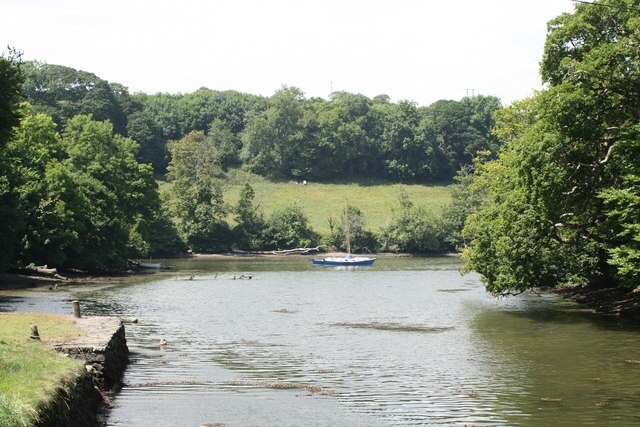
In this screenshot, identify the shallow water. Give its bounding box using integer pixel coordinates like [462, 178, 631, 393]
[2, 257, 640, 426]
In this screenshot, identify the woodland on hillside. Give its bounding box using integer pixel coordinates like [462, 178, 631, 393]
[0, 52, 495, 268]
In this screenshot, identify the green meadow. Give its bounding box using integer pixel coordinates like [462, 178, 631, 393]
[222, 171, 452, 234]
[0, 313, 83, 426]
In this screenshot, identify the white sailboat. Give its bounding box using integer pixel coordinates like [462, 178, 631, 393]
[312, 200, 376, 266]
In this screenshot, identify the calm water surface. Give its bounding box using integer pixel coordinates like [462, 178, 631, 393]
[2, 257, 640, 426]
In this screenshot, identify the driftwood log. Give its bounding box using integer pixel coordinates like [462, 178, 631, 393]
[231, 245, 325, 255]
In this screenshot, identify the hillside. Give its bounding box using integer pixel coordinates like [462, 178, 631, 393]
[221, 171, 451, 234]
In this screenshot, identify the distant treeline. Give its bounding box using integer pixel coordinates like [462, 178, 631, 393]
[21, 61, 502, 182]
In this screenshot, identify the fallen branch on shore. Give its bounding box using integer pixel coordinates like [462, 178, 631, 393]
[230, 245, 326, 255]
[32, 265, 58, 275]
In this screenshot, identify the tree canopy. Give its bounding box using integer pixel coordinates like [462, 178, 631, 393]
[20, 62, 502, 183]
[462, 0, 640, 293]
[21, 62, 133, 135]
[166, 131, 230, 252]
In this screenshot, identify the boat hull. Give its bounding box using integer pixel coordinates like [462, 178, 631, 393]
[138, 262, 162, 269]
[311, 257, 376, 266]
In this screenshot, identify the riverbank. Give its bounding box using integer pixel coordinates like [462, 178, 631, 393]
[555, 285, 640, 318]
[0, 253, 457, 291]
[0, 268, 156, 292]
[0, 312, 128, 426]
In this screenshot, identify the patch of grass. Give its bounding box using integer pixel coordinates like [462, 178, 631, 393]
[0, 312, 84, 343]
[0, 313, 84, 426]
[222, 171, 452, 234]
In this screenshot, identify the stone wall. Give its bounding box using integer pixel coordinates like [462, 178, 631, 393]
[54, 321, 129, 390]
[52, 316, 129, 390]
[40, 316, 130, 426]
[35, 371, 103, 427]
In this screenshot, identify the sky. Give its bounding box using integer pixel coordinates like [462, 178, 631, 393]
[1, 0, 576, 106]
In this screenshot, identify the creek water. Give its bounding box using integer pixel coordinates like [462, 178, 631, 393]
[2, 257, 640, 426]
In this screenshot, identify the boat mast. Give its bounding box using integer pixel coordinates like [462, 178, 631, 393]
[345, 199, 351, 255]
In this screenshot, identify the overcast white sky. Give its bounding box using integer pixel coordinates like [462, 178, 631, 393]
[1, 0, 575, 106]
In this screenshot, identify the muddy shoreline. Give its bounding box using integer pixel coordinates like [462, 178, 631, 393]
[554, 285, 640, 319]
[0, 252, 456, 291]
[0, 268, 158, 291]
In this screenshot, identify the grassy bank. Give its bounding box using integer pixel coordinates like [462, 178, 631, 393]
[221, 171, 452, 234]
[0, 313, 84, 426]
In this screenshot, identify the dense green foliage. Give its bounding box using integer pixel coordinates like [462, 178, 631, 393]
[241, 89, 501, 182]
[263, 203, 320, 250]
[462, 0, 640, 292]
[21, 62, 134, 135]
[0, 53, 164, 270]
[232, 183, 267, 250]
[165, 131, 230, 252]
[0, 50, 25, 270]
[21, 63, 501, 182]
[6, 108, 159, 269]
[0, 49, 23, 147]
[1, 47, 502, 268]
[131, 89, 267, 173]
[440, 163, 486, 249]
[381, 192, 448, 253]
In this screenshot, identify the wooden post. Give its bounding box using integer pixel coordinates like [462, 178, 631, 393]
[72, 300, 81, 318]
[30, 324, 41, 340]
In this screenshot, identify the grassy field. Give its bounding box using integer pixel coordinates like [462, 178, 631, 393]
[222, 170, 452, 234]
[0, 313, 84, 426]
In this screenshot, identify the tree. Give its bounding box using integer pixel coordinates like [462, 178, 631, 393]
[0, 49, 24, 270]
[61, 114, 159, 268]
[379, 100, 434, 181]
[0, 47, 24, 147]
[441, 161, 487, 250]
[264, 203, 319, 250]
[1, 108, 160, 270]
[209, 119, 240, 169]
[232, 183, 266, 250]
[21, 62, 132, 134]
[372, 94, 391, 104]
[241, 86, 318, 179]
[167, 131, 230, 252]
[420, 96, 502, 180]
[316, 92, 381, 178]
[127, 110, 168, 173]
[462, 0, 640, 292]
[381, 191, 444, 253]
[599, 138, 640, 287]
[7, 106, 74, 266]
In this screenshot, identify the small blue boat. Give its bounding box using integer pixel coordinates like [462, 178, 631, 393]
[311, 254, 376, 266]
[313, 200, 376, 267]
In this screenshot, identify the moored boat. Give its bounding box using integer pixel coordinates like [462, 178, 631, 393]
[311, 200, 376, 267]
[311, 254, 376, 266]
[138, 261, 162, 269]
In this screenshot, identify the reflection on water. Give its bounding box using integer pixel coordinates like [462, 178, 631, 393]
[2, 257, 640, 426]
